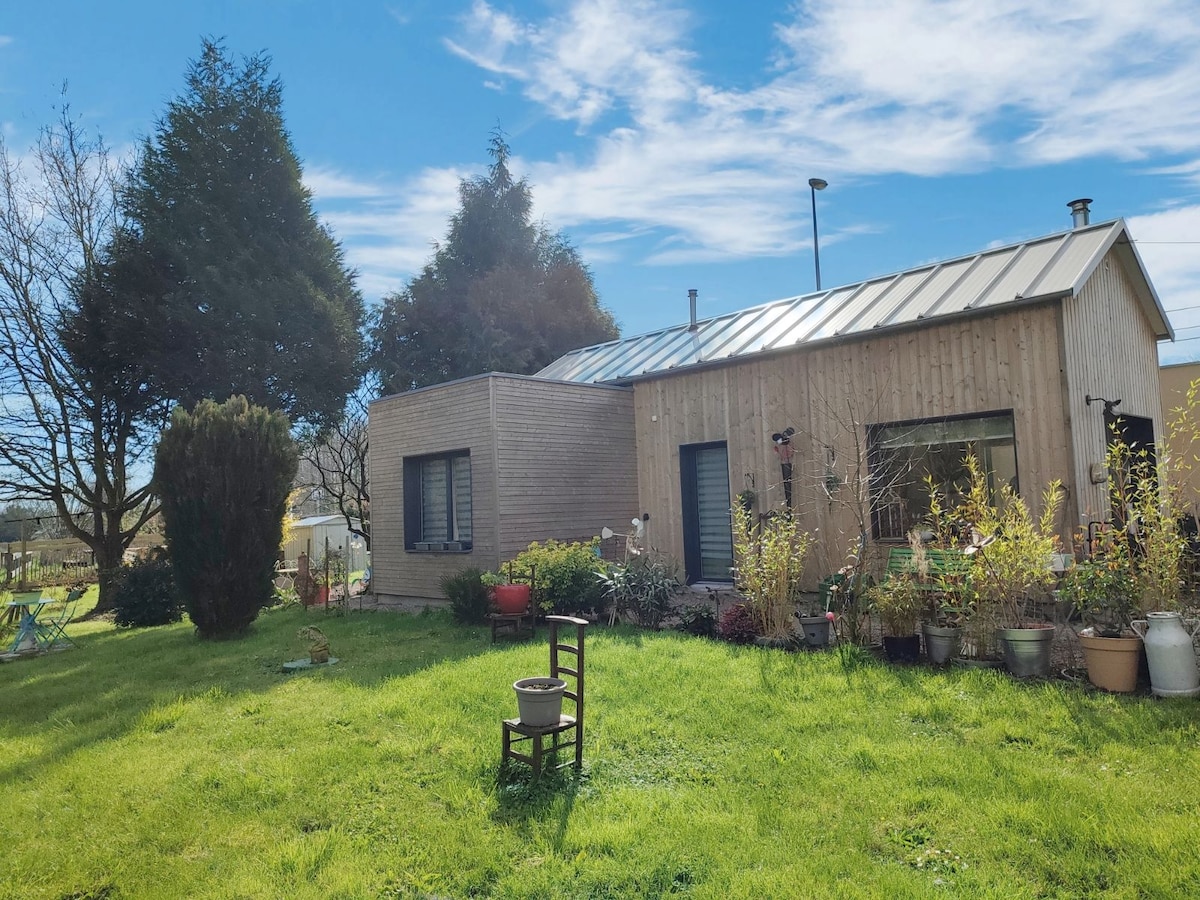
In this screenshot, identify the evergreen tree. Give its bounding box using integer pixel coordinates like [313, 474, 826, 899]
[371, 134, 618, 392]
[124, 39, 363, 428]
[155, 396, 297, 638]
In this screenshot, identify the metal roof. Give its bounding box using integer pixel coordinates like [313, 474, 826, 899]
[537, 219, 1173, 385]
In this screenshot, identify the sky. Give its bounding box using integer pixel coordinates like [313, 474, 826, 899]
[3, 0, 1200, 363]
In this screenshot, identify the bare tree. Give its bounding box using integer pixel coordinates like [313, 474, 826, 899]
[297, 375, 373, 550]
[0, 107, 168, 611]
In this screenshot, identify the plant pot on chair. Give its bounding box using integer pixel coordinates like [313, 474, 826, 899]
[513, 677, 566, 726]
[493, 583, 532, 614]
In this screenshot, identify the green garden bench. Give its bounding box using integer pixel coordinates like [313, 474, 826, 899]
[884, 547, 972, 587]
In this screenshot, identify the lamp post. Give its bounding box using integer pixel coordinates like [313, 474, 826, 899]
[808, 177, 828, 292]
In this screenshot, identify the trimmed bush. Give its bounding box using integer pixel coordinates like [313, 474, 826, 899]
[676, 603, 717, 638]
[718, 602, 760, 644]
[508, 539, 606, 616]
[441, 567, 491, 625]
[112, 550, 183, 627]
[155, 396, 298, 638]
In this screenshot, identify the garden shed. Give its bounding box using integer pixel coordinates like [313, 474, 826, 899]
[369, 206, 1174, 599]
[368, 373, 637, 603]
[283, 514, 367, 574]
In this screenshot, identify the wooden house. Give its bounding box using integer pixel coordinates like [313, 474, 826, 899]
[369, 373, 637, 602]
[369, 207, 1173, 601]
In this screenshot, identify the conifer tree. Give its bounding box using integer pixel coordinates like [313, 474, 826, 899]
[155, 396, 298, 638]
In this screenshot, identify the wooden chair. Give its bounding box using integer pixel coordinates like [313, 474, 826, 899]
[501, 615, 586, 776]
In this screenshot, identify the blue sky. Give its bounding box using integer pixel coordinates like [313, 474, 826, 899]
[4, 1, 1200, 362]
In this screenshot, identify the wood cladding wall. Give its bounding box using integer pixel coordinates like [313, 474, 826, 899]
[369, 375, 636, 601]
[1061, 249, 1166, 523]
[632, 302, 1076, 584]
[369, 376, 496, 601]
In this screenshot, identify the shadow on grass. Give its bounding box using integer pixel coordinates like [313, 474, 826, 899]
[0, 606, 496, 788]
[492, 759, 583, 853]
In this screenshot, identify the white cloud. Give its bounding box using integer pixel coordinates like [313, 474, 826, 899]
[1129, 205, 1200, 363]
[436, 0, 1200, 266]
[309, 166, 470, 301]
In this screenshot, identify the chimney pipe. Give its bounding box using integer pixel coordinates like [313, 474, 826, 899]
[688, 288, 698, 332]
[1067, 198, 1092, 229]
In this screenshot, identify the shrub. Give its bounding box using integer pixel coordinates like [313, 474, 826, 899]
[718, 602, 760, 644]
[598, 556, 681, 628]
[676, 603, 717, 638]
[441, 567, 491, 625]
[508, 539, 606, 616]
[155, 396, 298, 638]
[112, 550, 183, 628]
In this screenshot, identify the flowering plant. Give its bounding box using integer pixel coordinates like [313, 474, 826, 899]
[1059, 532, 1137, 638]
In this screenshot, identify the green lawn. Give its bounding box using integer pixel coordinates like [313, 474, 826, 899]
[1, 599, 1199, 899]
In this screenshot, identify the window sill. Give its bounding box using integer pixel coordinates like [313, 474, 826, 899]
[407, 542, 472, 553]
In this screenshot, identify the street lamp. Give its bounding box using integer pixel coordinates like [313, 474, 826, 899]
[808, 177, 828, 291]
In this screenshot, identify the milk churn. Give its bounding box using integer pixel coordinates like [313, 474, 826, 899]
[1131, 612, 1200, 698]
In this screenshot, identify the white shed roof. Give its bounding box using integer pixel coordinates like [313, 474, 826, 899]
[537, 219, 1173, 385]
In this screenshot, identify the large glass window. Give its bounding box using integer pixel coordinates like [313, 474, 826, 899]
[869, 413, 1017, 541]
[404, 452, 472, 550]
[681, 442, 734, 582]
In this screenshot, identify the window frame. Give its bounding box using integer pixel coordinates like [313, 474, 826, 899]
[403, 450, 473, 552]
[867, 410, 1019, 542]
[680, 440, 734, 583]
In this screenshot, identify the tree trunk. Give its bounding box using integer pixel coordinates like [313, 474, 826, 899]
[88, 533, 127, 616]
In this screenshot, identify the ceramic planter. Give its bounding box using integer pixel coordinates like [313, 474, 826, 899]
[923, 624, 961, 665]
[493, 583, 532, 614]
[1131, 612, 1200, 698]
[513, 676, 566, 726]
[1078, 629, 1142, 693]
[997, 624, 1055, 678]
[882, 633, 921, 664]
[797, 616, 831, 648]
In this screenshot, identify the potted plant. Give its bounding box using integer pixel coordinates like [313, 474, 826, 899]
[959, 457, 1065, 678]
[297, 626, 330, 664]
[870, 574, 923, 663]
[1109, 437, 1200, 696]
[481, 570, 532, 615]
[513, 676, 567, 726]
[1058, 530, 1140, 692]
[731, 505, 812, 648]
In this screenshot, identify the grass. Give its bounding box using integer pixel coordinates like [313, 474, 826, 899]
[1, 597, 1199, 899]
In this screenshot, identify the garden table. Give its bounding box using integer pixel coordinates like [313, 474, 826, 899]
[6, 596, 55, 653]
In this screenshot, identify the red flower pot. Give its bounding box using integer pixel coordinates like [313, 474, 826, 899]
[492, 583, 531, 614]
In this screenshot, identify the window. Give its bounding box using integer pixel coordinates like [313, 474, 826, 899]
[869, 412, 1017, 541]
[403, 451, 472, 551]
[680, 442, 734, 582]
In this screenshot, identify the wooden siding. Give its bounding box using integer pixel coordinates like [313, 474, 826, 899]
[1159, 362, 1200, 516]
[493, 378, 638, 559]
[1061, 249, 1165, 524]
[368, 377, 496, 601]
[632, 302, 1075, 586]
[369, 375, 636, 601]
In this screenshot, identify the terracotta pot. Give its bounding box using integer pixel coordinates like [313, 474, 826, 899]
[493, 583, 531, 614]
[1078, 629, 1141, 693]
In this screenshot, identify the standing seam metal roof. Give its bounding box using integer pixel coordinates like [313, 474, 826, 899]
[536, 219, 1172, 385]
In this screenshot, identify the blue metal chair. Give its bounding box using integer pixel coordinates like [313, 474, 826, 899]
[38, 587, 84, 651]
